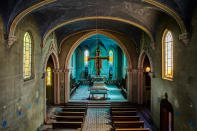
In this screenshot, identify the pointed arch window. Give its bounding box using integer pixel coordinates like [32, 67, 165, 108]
[46, 67, 52, 86]
[109, 50, 113, 66]
[162, 30, 173, 80]
[23, 32, 32, 79]
[84, 50, 89, 67]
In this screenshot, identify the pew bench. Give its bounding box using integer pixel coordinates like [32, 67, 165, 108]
[115, 128, 149, 131]
[61, 108, 86, 112]
[111, 111, 137, 116]
[52, 121, 82, 129]
[114, 121, 144, 128]
[111, 108, 136, 111]
[55, 116, 84, 122]
[112, 116, 140, 121]
[58, 112, 85, 116]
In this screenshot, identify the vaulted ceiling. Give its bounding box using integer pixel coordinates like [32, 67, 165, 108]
[0, 0, 195, 47]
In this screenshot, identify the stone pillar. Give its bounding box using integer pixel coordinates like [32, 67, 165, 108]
[138, 68, 144, 104]
[64, 68, 70, 103]
[127, 68, 138, 103]
[54, 69, 60, 104]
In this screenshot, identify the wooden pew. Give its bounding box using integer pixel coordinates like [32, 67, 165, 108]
[52, 121, 82, 129]
[111, 111, 137, 116]
[61, 108, 86, 112]
[111, 108, 136, 111]
[55, 116, 84, 122]
[114, 121, 144, 128]
[112, 116, 140, 121]
[58, 112, 85, 116]
[115, 128, 149, 131]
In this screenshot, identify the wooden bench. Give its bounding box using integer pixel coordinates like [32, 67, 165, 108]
[55, 116, 84, 122]
[115, 128, 149, 131]
[111, 111, 137, 116]
[111, 108, 136, 111]
[59, 105, 87, 108]
[114, 121, 144, 128]
[61, 108, 86, 112]
[58, 112, 85, 116]
[52, 121, 82, 129]
[112, 116, 140, 121]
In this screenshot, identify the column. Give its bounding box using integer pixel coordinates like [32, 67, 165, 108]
[138, 67, 144, 104]
[64, 68, 70, 103]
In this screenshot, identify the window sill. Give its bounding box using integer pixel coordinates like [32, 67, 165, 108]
[162, 76, 173, 81]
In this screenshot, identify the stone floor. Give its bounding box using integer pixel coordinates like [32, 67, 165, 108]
[70, 85, 127, 102]
[82, 108, 112, 131]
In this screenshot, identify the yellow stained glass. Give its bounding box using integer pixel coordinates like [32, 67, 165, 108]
[163, 30, 173, 79]
[84, 50, 89, 66]
[23, 32, 32, 79]
[109, 50, 113, 65]
[46, 67, 52, 86]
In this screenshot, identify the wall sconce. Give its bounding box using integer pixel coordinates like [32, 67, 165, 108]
[145, 67, 151, 72]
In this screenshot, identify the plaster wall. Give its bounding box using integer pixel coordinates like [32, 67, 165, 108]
[142, 10, 197, 131]
[0, 15, 44, 131]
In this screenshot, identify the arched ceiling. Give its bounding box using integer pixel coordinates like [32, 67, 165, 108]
[78, 34, 119, 51]
[0, 0, 195, 46]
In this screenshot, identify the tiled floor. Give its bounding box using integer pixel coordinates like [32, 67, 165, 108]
[70, 85, 127, 102]
[83, 108, 112, 131]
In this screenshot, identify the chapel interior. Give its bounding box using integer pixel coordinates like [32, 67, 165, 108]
[0, 0, 196, 131]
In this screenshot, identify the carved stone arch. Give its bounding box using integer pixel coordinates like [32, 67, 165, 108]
[138, 50, 153, 106]
[63, 30, 136, 102]
[43, 46, 60, 122]
[43, 16, 154, 49]
[7, 0, 56, 47]
[143, 0, 189, 45]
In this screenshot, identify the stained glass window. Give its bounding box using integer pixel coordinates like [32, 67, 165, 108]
[84, 50, 89, 67]
[23, 32, 32, 79]
[46, 67, 52, 86]
[163, 30, 173, 79]
[109, 50, 113, 66]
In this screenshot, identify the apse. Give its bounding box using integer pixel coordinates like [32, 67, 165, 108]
[69, 34, 128, 101]
[69, 34, 128, 82]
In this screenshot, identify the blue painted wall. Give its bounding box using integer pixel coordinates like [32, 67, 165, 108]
[69, 34, 128, 81]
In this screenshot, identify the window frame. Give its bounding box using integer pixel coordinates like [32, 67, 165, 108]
[84, 50, 89, 67]
[162, 29, 174, 81]
[23, 31, 34, 81]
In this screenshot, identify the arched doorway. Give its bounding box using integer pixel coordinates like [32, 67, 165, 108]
[46, 56, 55, 105]
[62, 30, 136, 103]
[138, 51, 153, 109]
[160, 93, 174, 131]
[43, 51, 60, 122]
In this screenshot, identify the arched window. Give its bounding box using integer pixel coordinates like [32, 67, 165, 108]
[23, 32, 32, 79]
[162, 30, 173, 80]
[109, 50, 113, 66]
[84, 50, 89, 67]
[46, 67, 52, 86]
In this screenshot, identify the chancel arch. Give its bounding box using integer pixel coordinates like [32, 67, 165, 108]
[59, 29, 138, 102]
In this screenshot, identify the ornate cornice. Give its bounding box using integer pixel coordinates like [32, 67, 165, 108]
[7, 35, 17, 48]
[179, 32, 190, 46]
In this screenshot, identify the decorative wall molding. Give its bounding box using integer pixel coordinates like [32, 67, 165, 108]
[7, 35, 17, 48]
[179, 32, 190, 46]
[8, 0, 56, 47]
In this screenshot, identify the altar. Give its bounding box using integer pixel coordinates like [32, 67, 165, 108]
[89, 81, 108, 100]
